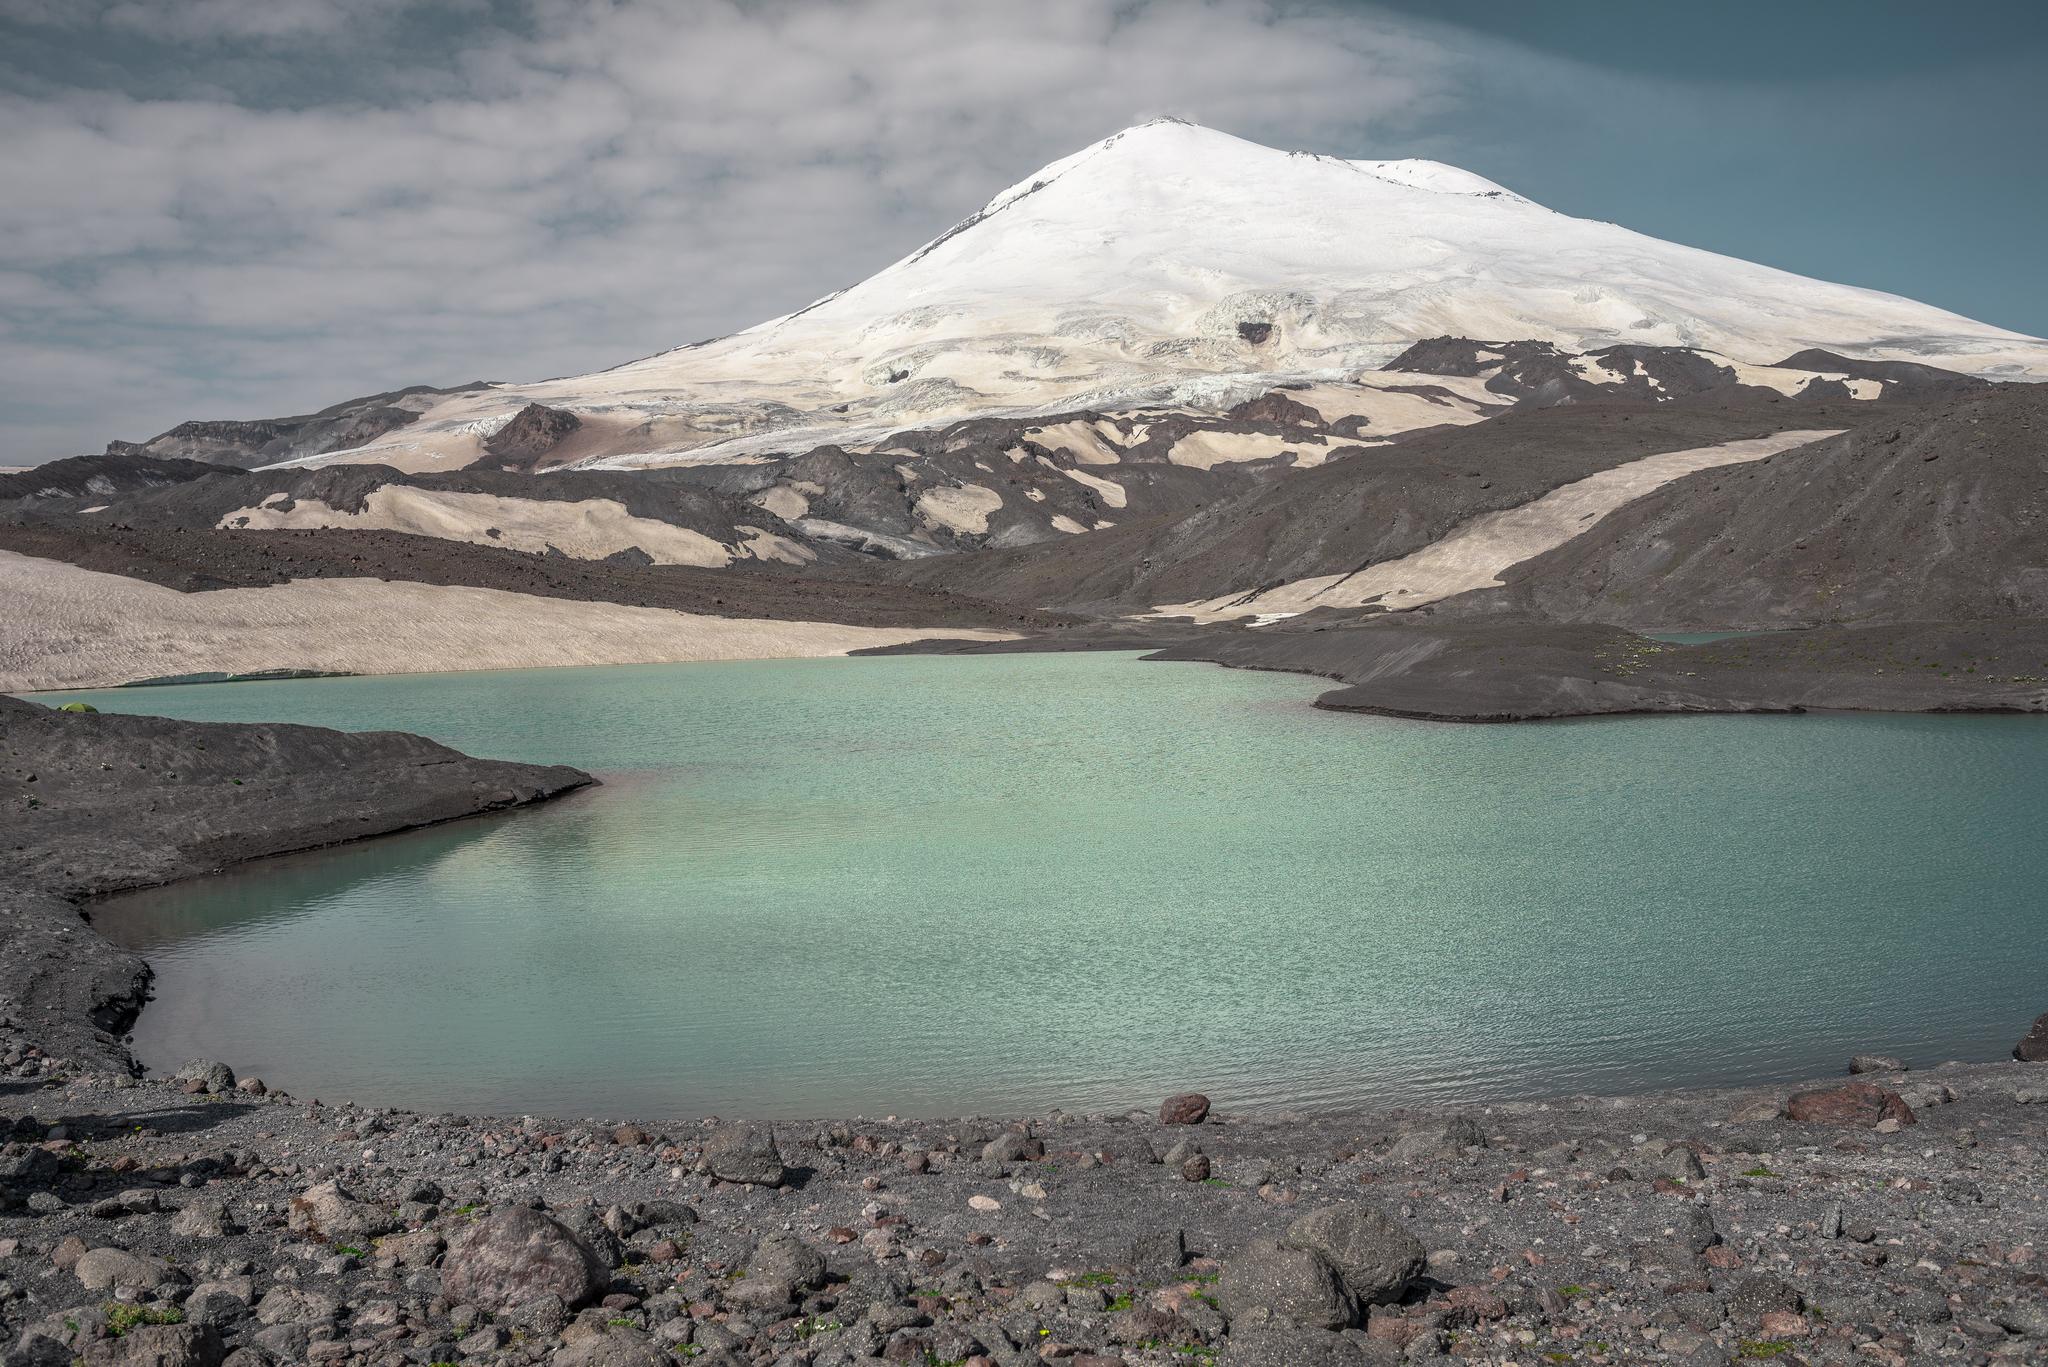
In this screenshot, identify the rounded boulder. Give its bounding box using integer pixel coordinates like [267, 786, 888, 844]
[441, 1205, 609, 1311]
[699, 1121, 784, 1186]
[1283, 1202, 1425, 1307]
[1217, 1238, 1351, 1330]
[1160, 1093, 1211, 1125]
[747, 1230, 827, 1290]
[1785, 1082, 1915, 1127]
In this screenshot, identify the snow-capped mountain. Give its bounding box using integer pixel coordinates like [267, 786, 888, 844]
[268, 119, 2047, 472]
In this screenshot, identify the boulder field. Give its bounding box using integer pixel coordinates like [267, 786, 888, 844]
[3, 1059, 2048, 1367]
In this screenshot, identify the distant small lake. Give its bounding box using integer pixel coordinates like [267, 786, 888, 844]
[66, 654, 2048, 1121]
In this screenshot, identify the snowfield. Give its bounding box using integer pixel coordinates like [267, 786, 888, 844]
[304, 120, 2043, 472]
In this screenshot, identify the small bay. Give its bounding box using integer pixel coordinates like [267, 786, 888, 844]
[66, 652, 2048, 1120]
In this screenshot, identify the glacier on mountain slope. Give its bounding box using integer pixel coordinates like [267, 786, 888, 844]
[283, 119, 2046, 473]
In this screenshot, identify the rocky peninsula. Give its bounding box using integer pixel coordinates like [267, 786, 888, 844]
[0, 693, 594, 1074]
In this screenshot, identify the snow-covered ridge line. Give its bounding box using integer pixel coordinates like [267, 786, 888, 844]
[141, 119, 2048, 477]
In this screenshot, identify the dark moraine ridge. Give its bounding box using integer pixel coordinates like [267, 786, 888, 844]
[1, 694, 594, 1075]
[1139, 618, 2048, 722]
[860, 619, 2048, 722]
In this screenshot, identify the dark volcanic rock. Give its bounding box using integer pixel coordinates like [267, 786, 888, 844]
[700, 1120, 784, 1185]
[0, 453, 232, 502]
[1220, 1319, 1389, 1367]
[1728, 1275, 1803, 1326]
[1218, 1238, 1351, 1330]
[1434, 385, 2048, 629]
[441, 1205, 609, 1310]
[1143, 618, 2048, 723]
[100, 380, 498, 468]
[1161, 1093, 1211, 1125]
[2015, 1013, 2048, 1062]
[1, 698, 594, 903]
[1283, 1202, 1425, 1306]
[80, 1323, 224, 1367]
[1785, 1081, 1915, 1127]
[479, 403, 584, 472]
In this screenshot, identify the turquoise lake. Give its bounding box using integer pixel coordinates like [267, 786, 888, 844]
[62, 652, 2048, 1122]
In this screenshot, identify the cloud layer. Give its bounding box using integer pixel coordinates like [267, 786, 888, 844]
[3, 0, 2043, 462]
[0, 0, 1452, 458]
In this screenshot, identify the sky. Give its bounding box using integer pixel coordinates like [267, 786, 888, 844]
[3, 0, 2045, 463]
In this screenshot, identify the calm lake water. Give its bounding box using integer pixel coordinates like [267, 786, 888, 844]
[60, 653, 2048, 1122]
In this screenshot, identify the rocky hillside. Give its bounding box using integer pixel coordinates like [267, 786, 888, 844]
[1435, 385, 2048, 629]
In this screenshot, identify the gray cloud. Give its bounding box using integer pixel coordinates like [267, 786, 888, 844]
[5, 0, 2041, 464]
[0, 0, 1454, 459]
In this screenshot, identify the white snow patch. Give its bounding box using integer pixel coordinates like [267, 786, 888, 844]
[0, 550, 1013, 691]
[1167, 431, 1322, 470]
[1155, 430, 1842, 621]
[215, 486, 765, 567]
[1060, 466, 1127, 508]
[912, 483, 1004, 535]
[1049, 515, 1088, 534]
[749, 486, 811, 520]
[451, 412, 520, 438]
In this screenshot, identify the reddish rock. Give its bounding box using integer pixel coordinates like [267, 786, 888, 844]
[182, 1079, 208, 1095]
[2016, 1013, 2048, 1063]
[1446, 1287, 1507, 1319]
[827, 1227, 856, 1243]
[1786, 1082, 1915, 1127]
[1704, 1247, 1744, 1269]
[904, 1153, 930, 1174]
[440, 1205, 608, 1310]
[1758, 1312, 1809, 1338]
[51, 1235, 89, 1269]
[1160, 1094, 1210, 1125]
[613, 1127, 650, 1147]
[1368, 1318, 1428, 1347]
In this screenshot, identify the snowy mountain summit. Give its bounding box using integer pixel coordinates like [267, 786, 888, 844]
[287, 119, 2048, 471]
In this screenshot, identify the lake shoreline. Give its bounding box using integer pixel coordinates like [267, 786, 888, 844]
[0, 692, 594, 1079]
[6, 686, 2048, 1367]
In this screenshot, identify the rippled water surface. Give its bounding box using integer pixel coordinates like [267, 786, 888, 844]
[66, 653, 2048, 1120]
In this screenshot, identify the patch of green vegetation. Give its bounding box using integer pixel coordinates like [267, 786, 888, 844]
[608, 1318, 637, 1329]
[103, 1304, 183, 1337]
[334, 1245, 363, 1258]
[1556, 1286, 1588, 1300]
[1107, 1294, 1135, 1312]
[1201, 1178, 1232, 1187]
[1737, 1341, 1792, 1358]
[794, 1317, 844, 1340]
[1068, 1271, 1118, 1287]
